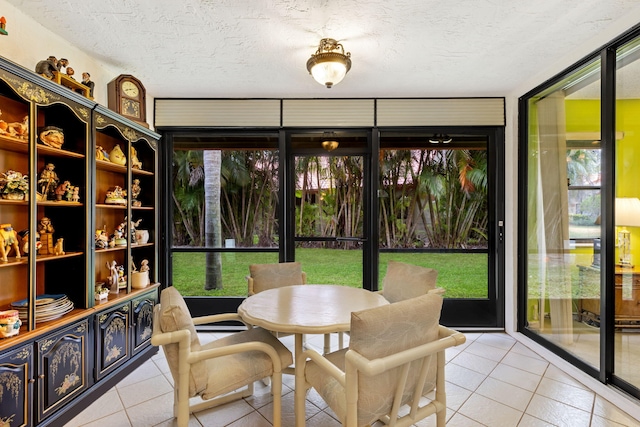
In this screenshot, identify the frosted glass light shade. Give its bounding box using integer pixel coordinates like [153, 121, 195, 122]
[310, 61, 348, 88]
[306, 39, 351, 88]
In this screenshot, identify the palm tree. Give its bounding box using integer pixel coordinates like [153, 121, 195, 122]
[204, 150, 223, 290]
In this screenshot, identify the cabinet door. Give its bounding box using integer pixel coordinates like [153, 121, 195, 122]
[0, 343, 33, 427]
[36, 320, 89, 423]
[95, 303, 130, 380]
[132, 292, 156, 354]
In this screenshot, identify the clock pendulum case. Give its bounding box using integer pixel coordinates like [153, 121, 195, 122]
[107, 74, 148, 127]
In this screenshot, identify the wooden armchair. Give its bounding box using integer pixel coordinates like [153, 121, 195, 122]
[247, 261, 307, 296]
[295, 293, 465, 427]
[151, 286, 293, 427]
[378, 260, 444, 302]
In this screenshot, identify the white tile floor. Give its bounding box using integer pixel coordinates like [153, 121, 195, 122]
[65, 332, 640, 427]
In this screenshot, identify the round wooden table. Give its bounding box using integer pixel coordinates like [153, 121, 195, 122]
[238, 284, 389, 356]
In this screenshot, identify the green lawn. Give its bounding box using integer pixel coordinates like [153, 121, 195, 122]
[172, 249, 488, 298]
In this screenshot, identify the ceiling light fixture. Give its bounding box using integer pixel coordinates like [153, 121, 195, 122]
[321, 132, 339, 151]
[429, 134, 453, 144]
[307, 38, 351, 88]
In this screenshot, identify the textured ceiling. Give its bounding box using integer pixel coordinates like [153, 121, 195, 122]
[7, 0, 640, 99]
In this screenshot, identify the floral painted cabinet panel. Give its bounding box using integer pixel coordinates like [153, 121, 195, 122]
[0, 343, 32, 427]
[95, 303, 130, 380]
[132, 291, 155, 354]
[35, 320, 88, 424]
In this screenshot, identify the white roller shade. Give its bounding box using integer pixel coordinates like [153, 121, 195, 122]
[282, 99, 374, 127]
[376, 98, 505, 126]
[155, 99, 280, 127]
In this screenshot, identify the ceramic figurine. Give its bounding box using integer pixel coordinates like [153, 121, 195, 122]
[0, 223, 21, 262]
[38, 163, 59, 200]
[130, 146, 142, 169]
[0, 310, 21, 338]
[37, 217, 55, 234]
[95, 228, 109, 249]
[106, 260, 119, 294]
[39, 126, 64, 149]
[53, 238, 65, 255]
[104, 186, 127, 205]
[71, 186, 80, 202]
[18, 229, 41, 256]
[55, 180, 71, 201]
[109, 144, 127, 166]
[131, 178, 141, 206]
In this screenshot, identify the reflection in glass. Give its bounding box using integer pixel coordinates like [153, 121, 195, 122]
[525, 58, 602, 369]
[614, 36, 640, 389]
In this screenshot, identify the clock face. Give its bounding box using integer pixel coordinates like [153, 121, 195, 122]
[121, 98, 141, 119]
[121, 81, 139, 98]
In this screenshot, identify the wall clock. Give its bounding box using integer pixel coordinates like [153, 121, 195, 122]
[107, 74, 148, 127]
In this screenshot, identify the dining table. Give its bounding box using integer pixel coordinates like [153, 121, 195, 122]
[237, 284, 389, 364]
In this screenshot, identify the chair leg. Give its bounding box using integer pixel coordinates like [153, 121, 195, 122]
[272, 371, 283, 427]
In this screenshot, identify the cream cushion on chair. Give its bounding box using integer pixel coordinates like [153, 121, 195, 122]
[159, 285, 207, 396]
[305, 293, 443, 426]
[159, 286, 293, 399]
[382, 260, 438, 303]
[248, 261, 306, 295]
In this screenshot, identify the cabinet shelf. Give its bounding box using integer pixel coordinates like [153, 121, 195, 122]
[95, 246, 128, 253]
[0, 256, 27, 267]
[37, 144, 86, 159]
[35, 251, 83, 262]
[0, 134, 28, 153]
[96, 203, 127, 210]
[132, 168, 154, 176]
[37, 200, 83, 207]
[96, 159, 127, 173]
[0, 198, 28, 206]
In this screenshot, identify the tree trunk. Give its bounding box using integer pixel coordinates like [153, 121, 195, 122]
[204, 150, 223, 290]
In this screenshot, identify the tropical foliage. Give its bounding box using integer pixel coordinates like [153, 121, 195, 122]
[172, 147, 488, 250]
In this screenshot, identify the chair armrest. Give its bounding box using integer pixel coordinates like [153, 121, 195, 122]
[189, 341, 285, 372]
[247, 276, 255, 296]
[192, 312, 246, 326]
[300, 348, 347, 387]
[345, 327, 466, 376]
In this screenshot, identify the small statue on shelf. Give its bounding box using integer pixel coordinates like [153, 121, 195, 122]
[38, 126, 65, 149]
[37, 217, 55, 255]
[35, 56, 58, 79]
[38, 163, 59, 200]
[131, 178, 142, 207]
[109, 144, 126, 166]
[104, 186, 126, 205]
[95, 228, 109, 249]
[71, 186, 80, 203]
[55, 180, 71, 201]
[126, 217, 142, 244]
[106, 260, 119, 294]
[130, 146, 142, 169]
[53, 238, 65, 256]
[81, 72, 95, 98]
[0, 115, 29, 140]
[0, 223, 21, 262]
[95, 145, 109, 161]
[37, 217, 55, 234]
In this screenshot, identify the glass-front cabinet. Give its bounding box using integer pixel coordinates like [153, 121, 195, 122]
[0, 56, 160, 426]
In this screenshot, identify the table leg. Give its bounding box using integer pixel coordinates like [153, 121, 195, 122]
[294, 333, 306, 427]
